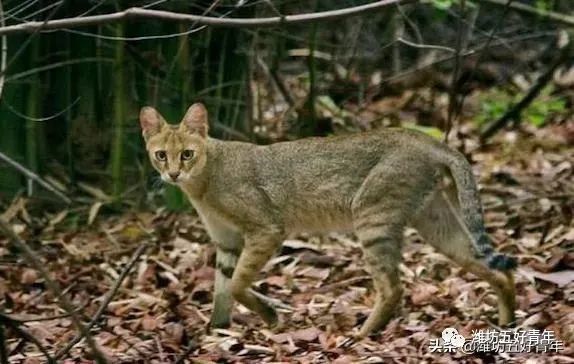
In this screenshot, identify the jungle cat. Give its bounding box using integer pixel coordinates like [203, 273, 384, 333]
[140, 103, 517, 337]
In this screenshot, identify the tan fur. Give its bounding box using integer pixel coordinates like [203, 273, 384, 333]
[140, 103, 516, 337]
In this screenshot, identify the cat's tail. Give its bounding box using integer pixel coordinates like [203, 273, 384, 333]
[441, 149, 517, 271]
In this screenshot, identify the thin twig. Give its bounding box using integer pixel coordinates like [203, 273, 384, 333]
[0, 314, 55, 364]
[20, 1, 62, 20]
[4, 0, 38, 19]
[54, 242, 150, 360]
[174, 341, 199, 364]
[397, 37, 455, 53]
[1, 302, 89, 323]
[0, 151, 72, 204]
[0, 0, 417, 36]
[0, 218, 107, 364]
[0, 0, 66, 80]
[382, 31, 554, 84]
[2, 96, 80, 121]
[479, 0, 574, 27]
[5, 57, 113, 82]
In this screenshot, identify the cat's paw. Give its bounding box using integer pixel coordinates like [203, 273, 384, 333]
[260, 304, 279, 328]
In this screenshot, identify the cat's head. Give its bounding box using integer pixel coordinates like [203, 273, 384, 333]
[139, 103, 209, 184]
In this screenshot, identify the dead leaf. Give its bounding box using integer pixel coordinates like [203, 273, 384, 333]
[141, 315, 158, 331]
[271, 327, 322, 344]
[266, 275, 287, 287]
[78, 182, 111, 201]
[21, 269, 38, 285]
[88, 201, 105, 225]
[521, 268, 574, 287]
[410, 283, 439, 306]
[297, 267, 330, 281]
[163, 322, 184, 344]
[519, 311, 552, 329]
[291, 327, 323, 342]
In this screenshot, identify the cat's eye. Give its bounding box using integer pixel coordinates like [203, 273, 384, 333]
[155, 150, 167, 161]
[181, 150, 194, 161]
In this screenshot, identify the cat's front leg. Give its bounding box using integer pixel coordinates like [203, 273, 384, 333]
[211, 245, 240, 328]
[230, 229, 284, 327]
[200, 216, 244, 328]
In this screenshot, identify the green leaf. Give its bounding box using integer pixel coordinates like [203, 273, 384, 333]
[432, 0, 455, 10]
[403, 123, 445, 140]
[528, 113, 546, 127]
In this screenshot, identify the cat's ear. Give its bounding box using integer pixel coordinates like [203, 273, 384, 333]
[139, 107, 165, 140]
[181, 103, 208, 138]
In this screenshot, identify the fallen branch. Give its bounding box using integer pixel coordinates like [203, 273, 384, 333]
[0, 312, 55, 364]
[2, 302, 89, 323]
[54, 242, 150, 360]
[174, 341, 199, 364]
[0, 0, 416, 36]
[0, 152, 72, 204]
[479, 0, 574, 27]
[480, 40, 572, 141]
[0, 218, 107, 363]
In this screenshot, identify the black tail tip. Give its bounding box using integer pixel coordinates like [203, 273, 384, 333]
[487, 254, 517, 271]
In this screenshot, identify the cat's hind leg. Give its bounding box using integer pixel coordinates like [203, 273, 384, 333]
[351, 157, 440, 337]
[413, 188, 516, 326]
[355, 230, 403, 338]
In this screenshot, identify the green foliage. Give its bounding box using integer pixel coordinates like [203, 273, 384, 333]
[476, 87, 566, 128]
[476, 89, 511, 125]
[525, 92, 566, 127]
[431, 0, 456, 10]
[429, 0, 478, 10]
[535, 0, 555, 12]
[403, 123, 445, 140]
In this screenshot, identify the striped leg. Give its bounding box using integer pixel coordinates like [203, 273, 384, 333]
[352, 187, 407, 336]
[354, 220, 404, 337]
[200, 216, 244, 329]
[211, 246, 240, 328]
[230, 230, 283, 326]
[351, 158, 437, 337]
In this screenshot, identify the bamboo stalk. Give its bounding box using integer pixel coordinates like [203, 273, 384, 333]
[214, 32, 229, 125]
[306, 13, 318, 130]
[162, 22, 191, 211]
[110, 21, 126, 201]
[25, 39, 40, 197]
[65, 31, 75, 184]
[179, 23, 191, 110]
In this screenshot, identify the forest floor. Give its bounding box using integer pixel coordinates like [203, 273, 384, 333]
[1, 121, 573, 363]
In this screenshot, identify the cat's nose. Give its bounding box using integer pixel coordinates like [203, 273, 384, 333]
[168, 171, 180, 181]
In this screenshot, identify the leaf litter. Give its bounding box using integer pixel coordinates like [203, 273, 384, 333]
[0, 125, 573, 363]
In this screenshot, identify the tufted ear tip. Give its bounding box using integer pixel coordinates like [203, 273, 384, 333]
[139, 106, 166, 140]
[181, 103, 208, 138]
